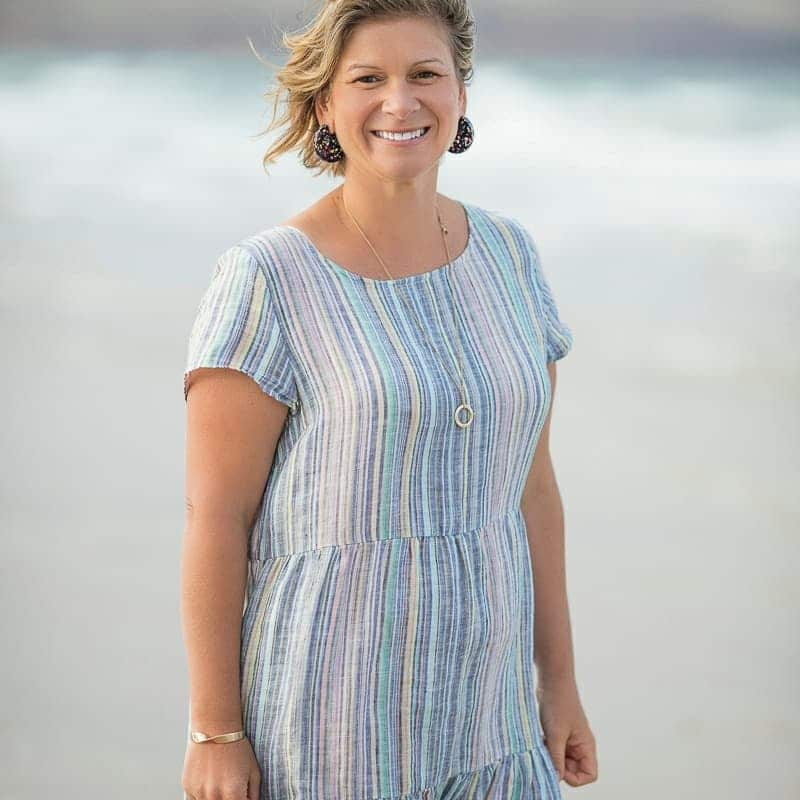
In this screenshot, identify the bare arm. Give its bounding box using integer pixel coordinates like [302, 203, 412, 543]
[520, 361, 597, 787]
[520, 361, 575, 685]
[181, 367, 290, 734]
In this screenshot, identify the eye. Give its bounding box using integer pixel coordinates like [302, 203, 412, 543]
[354, 71, 440, 84]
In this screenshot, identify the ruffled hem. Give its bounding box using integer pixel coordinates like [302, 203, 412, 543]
[380, 742, 562, 800]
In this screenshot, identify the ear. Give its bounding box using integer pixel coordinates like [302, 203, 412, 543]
[458, 81, 467, 117]
[314, 87, 332, 129]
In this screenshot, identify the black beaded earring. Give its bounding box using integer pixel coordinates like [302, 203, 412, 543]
[314, 123, 344, 162]
[448, 115, 474, 153]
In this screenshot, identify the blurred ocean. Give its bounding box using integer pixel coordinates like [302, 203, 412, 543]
[1, 49, 798, 798]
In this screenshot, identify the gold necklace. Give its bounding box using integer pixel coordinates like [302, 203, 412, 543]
[338, 186, 474, 429]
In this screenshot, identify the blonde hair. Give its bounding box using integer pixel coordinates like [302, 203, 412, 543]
[254, 0, 476, 179]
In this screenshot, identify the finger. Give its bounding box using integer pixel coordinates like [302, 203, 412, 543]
[566, 744, 598, 778]
[542, 735, 567, 780]
[563, 754, 598, 786]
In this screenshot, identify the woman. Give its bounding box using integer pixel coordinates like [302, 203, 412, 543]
[180, 1, 597, 798]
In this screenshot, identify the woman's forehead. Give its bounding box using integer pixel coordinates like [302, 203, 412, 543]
[341, 15, 450, 58]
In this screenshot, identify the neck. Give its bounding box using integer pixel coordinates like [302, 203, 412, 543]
[333, 175, 444, 251]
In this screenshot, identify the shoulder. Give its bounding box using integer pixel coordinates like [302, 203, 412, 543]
[461, 202, 540, 269]
[225, 197, 334, 285]
[466, 202, 534, 242]
[212, 225, 307, 289]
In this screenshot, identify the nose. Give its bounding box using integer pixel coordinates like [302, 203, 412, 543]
[380, 78, 422, 119]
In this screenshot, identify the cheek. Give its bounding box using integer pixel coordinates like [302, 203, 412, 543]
[351, 112, 380, 141]
[332, 96, 371, 134]
[429, 90, 460, 124]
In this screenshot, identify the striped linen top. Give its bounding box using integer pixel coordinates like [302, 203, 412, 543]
[182, 201, 573, 799]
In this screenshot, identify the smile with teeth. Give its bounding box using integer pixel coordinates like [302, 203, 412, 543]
[372, 127, 430, 141]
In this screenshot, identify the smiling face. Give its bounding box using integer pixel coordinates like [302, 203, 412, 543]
[315, 15, 466, 181]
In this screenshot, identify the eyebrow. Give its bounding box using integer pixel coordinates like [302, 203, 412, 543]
[346, 58, 445, 72]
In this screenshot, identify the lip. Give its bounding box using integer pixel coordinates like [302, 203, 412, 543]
[371, 126, 431, 145]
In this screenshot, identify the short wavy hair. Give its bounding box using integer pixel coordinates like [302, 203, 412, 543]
[255, 0, 476, 179]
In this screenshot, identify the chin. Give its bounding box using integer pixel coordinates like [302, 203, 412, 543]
[371, 152, 438, 170]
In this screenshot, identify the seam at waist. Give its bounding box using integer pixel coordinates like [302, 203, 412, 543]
[249, 506, 523, 563]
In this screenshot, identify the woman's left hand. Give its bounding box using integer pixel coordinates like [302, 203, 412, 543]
[536, 677, 598, 788]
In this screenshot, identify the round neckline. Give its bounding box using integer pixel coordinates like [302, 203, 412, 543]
[280, 201, 474, 287]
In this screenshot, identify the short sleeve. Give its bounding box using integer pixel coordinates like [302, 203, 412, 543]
[183, 245, 300, 412]
[515, 222, 574, 363]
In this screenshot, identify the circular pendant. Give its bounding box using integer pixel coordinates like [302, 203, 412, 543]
[454, 403, 474, 428]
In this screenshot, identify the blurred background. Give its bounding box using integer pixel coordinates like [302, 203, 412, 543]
[1, 1, 798, 798]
